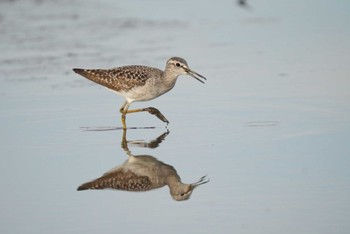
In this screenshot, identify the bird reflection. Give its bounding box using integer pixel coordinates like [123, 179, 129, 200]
[77, 130, 209, 201]
[121, 128, 169, 149]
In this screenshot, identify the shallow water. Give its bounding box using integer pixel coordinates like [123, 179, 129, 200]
[1, 0, 350, 233]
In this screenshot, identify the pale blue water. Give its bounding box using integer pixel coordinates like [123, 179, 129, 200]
[1, 0, 350, 233]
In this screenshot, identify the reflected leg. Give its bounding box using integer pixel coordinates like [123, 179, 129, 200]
[121, 128, 129, 152]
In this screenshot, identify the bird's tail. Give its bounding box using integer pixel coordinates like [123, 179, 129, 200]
[73, 68, 113, 89]
[77, 180, 102, 191]
[77, 176, 116, 191]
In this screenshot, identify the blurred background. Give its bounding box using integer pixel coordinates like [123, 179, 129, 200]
[1, 0, 349, 233]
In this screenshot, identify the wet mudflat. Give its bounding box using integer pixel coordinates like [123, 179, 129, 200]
[1, 0, 350, 234]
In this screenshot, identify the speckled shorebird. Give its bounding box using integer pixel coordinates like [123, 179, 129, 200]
[77, 151, 209, 201]
[73, 57, 206, 129]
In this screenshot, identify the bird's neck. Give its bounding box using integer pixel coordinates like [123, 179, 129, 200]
[162, 70, 179, 90]
[165, 174, 182, 186]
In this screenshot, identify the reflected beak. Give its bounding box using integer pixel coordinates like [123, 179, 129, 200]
[191, 175, 210, 189]
[184, 67, 207, 84]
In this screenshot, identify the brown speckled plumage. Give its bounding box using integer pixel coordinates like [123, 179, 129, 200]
[73, 57, 206, 129]
[73, 66, 162, 92]
[77, 170, 153, 191]
[77, 154, 209, 201]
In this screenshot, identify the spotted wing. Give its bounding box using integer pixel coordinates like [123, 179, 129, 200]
[73, 65, 160, 91]
[77, 170, 153, 192]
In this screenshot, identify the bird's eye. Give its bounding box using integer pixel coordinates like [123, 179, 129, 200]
[175, 63, 181, 67]
[180, 193, 185, 196]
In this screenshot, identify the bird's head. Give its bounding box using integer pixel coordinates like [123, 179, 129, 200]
[166, 57, 207, 84]
[170, 175, 209, 201]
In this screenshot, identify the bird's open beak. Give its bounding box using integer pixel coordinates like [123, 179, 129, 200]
[184, 67, 207, 84]
[191, 175, 210, 189]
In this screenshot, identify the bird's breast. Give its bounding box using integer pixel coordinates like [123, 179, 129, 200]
[122, 78, 176, 102]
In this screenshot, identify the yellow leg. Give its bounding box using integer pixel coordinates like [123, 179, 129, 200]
[120, 101, 130, 130]
[126, 107, 169, 124]
[119, 101, 169, 129]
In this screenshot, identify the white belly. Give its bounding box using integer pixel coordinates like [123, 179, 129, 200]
[111, 79, 176, 103]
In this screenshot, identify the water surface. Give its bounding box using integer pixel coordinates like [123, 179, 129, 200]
[1, 0, 350, 233]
